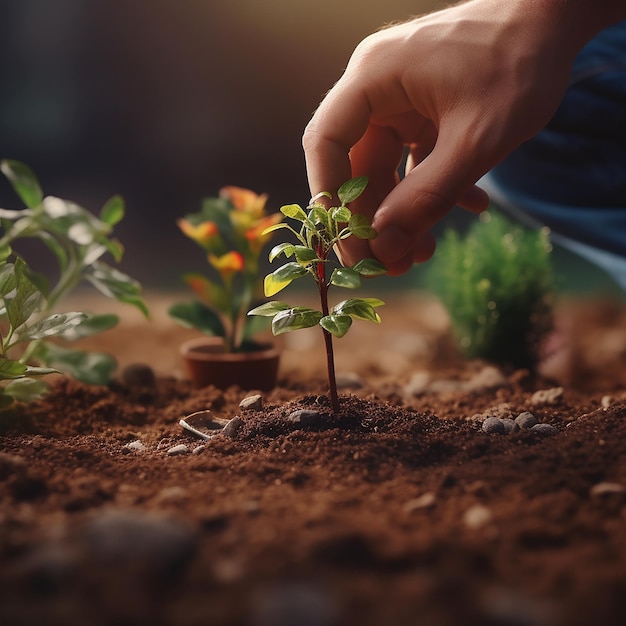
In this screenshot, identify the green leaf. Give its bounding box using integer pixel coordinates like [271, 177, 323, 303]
[0, 159, 44, 209]
[320, 314, 353, 338]
[7, 259, 41, 330]
[0, 358, 28, 380]
[168, 301, 226, 337]
[294, 246, 318, 265]
[57, 313, 119, 341]
[338, 176, 368, 205]
[333, 298, 384, 323]
[268, 242, 295, 262]
[248, 301, 291, 317]
[264, 263, 308, 297]
[0, 262, 17, 297]
[308, 205, 331, 231]
[330, 267, 361, 289]
[280, 203, 308, 222]
[352, 258, 387, 276]
[0, 244, 11, 262]
[85, 262, 149, 317]
[35, 342, 117, 385]
[100, 195, 125, 226]
[2, 378, 50, 402]
[329, 206, 351, 223]
[16, 312, 88, 343]
[348, 214, 377, 239]
[271, 307, 322, 336]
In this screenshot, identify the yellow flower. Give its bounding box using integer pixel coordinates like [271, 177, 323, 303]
[220, 186, 268, 219]
[208, 251, 244, 280]
[177, 219, 219, 247]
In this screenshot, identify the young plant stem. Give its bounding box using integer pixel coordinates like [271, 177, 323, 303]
[315, 242, 340, 413]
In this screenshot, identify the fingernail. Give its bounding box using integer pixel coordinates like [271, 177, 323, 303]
[371, 226, 412, 264]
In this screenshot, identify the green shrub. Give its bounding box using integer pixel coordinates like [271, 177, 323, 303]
[427, 210, 553, 369]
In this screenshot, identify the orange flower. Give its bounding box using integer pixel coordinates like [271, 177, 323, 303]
[177, 219, 219, 247]
[183, 273, 214, 303]
[208, 251, 244, 280]
[245, 213, 283, 252]
[220, 186, 268, 219]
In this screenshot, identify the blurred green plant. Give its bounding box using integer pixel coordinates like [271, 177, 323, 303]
[427, 210, 553, 369]
[0, 159, 148, 407]
[249, 176, 386, 412]
[168, 186, 282, 353]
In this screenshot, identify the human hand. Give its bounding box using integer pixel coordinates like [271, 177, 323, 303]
[303, 0, 606, 275]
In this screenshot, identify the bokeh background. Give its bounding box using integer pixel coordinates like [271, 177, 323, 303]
[0, 0, 619, 293]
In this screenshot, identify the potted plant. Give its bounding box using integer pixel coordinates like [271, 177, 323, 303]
[168, 186, 282, 390]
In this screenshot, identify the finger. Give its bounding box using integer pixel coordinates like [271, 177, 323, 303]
[303, 81, 371, 202]
[370, 122, 490, 265]
[382, 231, 437, 276]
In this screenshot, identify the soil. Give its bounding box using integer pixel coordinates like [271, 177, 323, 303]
[1, 292, 626, 626]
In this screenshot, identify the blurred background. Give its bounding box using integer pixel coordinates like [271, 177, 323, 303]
[0, 0, 620, 293]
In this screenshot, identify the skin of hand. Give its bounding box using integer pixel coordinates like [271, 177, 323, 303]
[303, 0, 626, 276]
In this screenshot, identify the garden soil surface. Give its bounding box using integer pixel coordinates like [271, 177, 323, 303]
[1, 292, 626, 626]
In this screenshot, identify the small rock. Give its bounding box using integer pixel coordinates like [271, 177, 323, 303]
[530, 423, 557, 436]
[463, 504, 493, 529]
[466, 366, 507, 391]
[482, 417, 505, 435]
[192, 445, 207, 455]
[124, 440, 146, 453]
[121, 363, 156, 388]
[601, 395, 613, 409]
[515, 411, 538, 430]
[590, 482, 625, 498]
[155, 486, 189, 505]
[287, 409, 322, 427]
[403, 492, 436, 512]
[167, 444, 189, 456]
[404, 371, 431, 396]
[501, 418, 519, 434]
[240, 394, 263, 411]
[530, 387, 564, 406]
[222, 416, 243, 439]
[336, 371, 364, 390]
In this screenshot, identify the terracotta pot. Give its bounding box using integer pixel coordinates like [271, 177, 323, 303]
[180, 337, 280, 391]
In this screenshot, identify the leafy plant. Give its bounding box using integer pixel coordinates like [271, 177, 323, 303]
[168, 186, 282, 352]
[248, 176, 386, 412]
[426, 210, 554, 369]
[0, 159, 148, 407]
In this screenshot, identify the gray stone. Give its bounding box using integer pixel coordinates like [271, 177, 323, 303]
[222, 416, 244, 438]
[287, 409, 322, 427]
[530, 387, 564, 406]
[530, 423, 557, 436]
[167, 444, 189, 456]
[240, 394, 263, 411]
[501, 418, 519, 434]
[124, 440, 146, 452]
[482, 416, 505, 434]
[336, 371, 364, 390]
[515, 411, 538, 429]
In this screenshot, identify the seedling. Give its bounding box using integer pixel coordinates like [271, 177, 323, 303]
[0, 159, 148, 407]
[169, 187, 282, 352]
[248, 176, 386, 412]
[427, 210, 553, 369]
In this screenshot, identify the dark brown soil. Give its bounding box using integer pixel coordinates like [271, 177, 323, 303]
[1, 293, 626, 626]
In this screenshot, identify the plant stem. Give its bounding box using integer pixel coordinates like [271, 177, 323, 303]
[316, 248, 340, 413]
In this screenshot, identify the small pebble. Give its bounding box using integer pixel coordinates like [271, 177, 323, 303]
[121, 363, 156, 388]
[515, 411, 538, 430]
[463, 504, 493, 529]
[590, 482, 625, 498]
[530, 386, 564, 406]
[501, 419, 519, 434]
[167, 444, 189, 456]
[482, 416, 505, 435]
[239, 394, 263, 411]
[336, 371, 364, 390]
[530, 423, 557, 436]
[287, 409, 322, 427]
[222, 416, 243, 438]
[403, 492, 436, 512]
[192, 445, 207, 455]
[124, 440, 146, 452]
